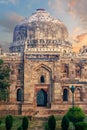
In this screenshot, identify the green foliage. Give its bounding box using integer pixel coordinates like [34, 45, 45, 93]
[66, 106, 85, 125]
[0, 89, 9, 101]
[0, 59, 3, 65]
[22, 116, 28, 130]
[44, 123, 49, 130]
[17, 126, 22, 130]
[0, 59, 10, 101]
[0, 120, 2, 125]
[48, 115, 56, 130]
[5, 115, 13, 130]
[61, 115, 69, 130]
[75, 122, 87, 130]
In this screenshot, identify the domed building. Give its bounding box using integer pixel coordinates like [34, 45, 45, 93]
[0, 9, 87, 117]
[10, 9, 71, 53]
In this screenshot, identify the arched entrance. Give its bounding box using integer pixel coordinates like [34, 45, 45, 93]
[36, 89, 47, 106]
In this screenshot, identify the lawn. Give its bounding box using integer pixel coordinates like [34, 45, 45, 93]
[0, 116, 23, 130]
[0, 115, 45, 130]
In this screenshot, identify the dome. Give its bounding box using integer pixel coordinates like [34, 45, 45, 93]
[10, 9, 69, 52]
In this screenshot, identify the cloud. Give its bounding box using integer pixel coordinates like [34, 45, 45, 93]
[70, 27, 82, 39]
[0, 41, 10, 52]
[0, 0, 8, 4]
[0, 12, 24, 33]
[8, 0, 16, 4]
[68, 0, 76, 7]
[6, 12, 24, 23]
[68, 0, 87, 30]
[48, 0, 87, 31]
[72, 33, 87, 52]
[0, 0, 17, 5]
[48, 0, 67, 14]
[76, 33, 87, 42]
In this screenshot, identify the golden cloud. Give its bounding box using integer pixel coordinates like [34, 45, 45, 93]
[76, 33, 87, 41]
[72, 33, 87, 52]
[68, 0, 79, 7]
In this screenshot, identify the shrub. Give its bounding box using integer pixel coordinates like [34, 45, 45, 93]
[66, 106, 85, 125]
[17, 126, 22, 130]
[0, 120, 2, 125]
[48, 115, 56, 130]
[5, 115, 13, 130]
[22, 116, 28, 130]
[75, 122, 87, 130]
[44, 123, 49, 130]
[61, 115, 69, 130]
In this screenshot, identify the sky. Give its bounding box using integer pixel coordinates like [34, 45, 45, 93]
[0, 0, 87, 52]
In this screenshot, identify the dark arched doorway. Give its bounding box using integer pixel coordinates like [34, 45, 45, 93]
[37, 89, 47, 106]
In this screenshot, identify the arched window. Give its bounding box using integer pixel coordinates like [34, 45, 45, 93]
[17, 88, 22, 101]
[63, 89, 68, 101]
[40, 75, 45, 83]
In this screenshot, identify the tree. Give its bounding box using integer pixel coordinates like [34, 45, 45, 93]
[66, 106, 85, 126]
[5, 115, 13, 130]
[48, 115, 56, 130]
[44, 123, 49, 130]
[75, 122, 87, 130]
[22, 116, 28, 130]
[0, 120, 2, 125]
[0, 59, 10, 101]
[61, 115, 69, 130]
[17, 126, 22, 130]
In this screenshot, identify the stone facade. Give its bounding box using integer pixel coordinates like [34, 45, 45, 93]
[0, 9, 87, 117]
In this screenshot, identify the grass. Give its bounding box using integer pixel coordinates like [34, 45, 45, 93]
[0, 115, 66, 130]
[0, 116, 23, 130]
[0, 115, 87, 130]
[0, 115, 45, 130]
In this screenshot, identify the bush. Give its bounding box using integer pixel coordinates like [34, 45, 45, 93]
[44, 123, 49, 130]
[48, 115, 56, 130]
[22, 116, 28, 130]
[17, 126, 22, 130]
[75, 122, 87, 130]
[66, 106, 85, 125]
[5, 115, 13, 130]
[61, 115, 69, 130]
[0, 120, 2, 125]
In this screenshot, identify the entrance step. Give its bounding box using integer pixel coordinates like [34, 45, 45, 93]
[33, 107, 50, 117]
